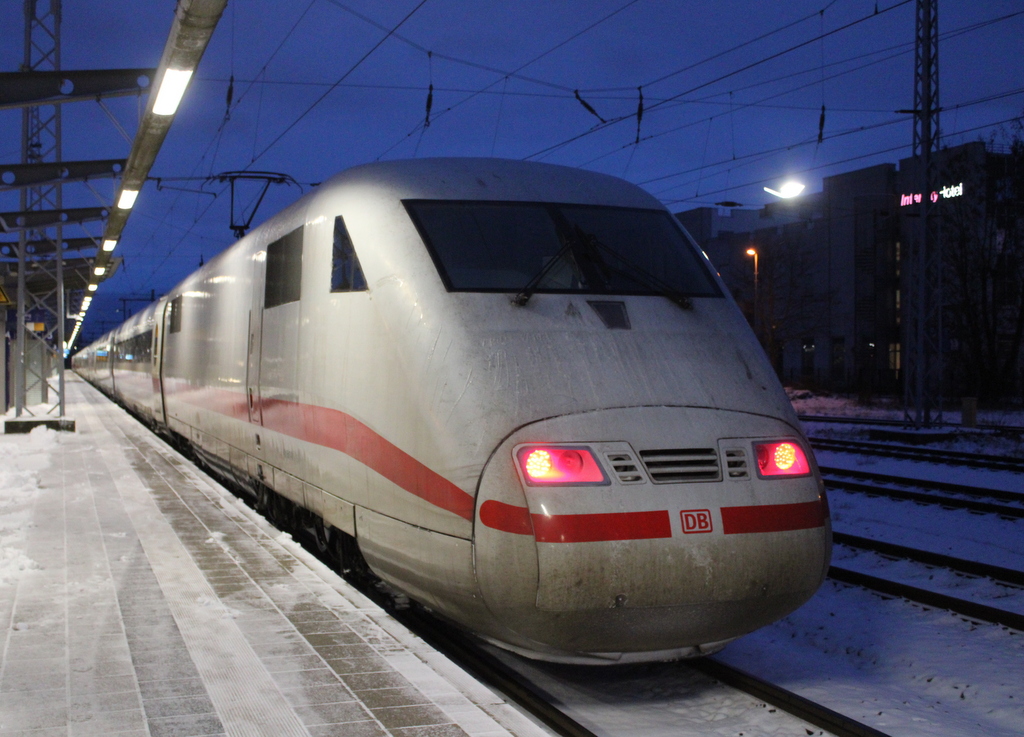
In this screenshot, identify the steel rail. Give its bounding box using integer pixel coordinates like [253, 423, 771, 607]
[402, 602, 899, 737]
[829, 566, 1024, 632]
[825, 479, 1024, 519]
[390, 611, 602, 737]
[821, 467, 1024, 516]
[799, 413, 1024, 433]
[819, 467, 1024, 503]
[689, 658, 893, 737]
[823, 477, 1024, 518]
[833, 532, 1024, 587]
[811, 436, 1024, 472]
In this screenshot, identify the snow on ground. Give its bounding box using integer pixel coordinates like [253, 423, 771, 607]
[716, 579, 1023, 737]
[831, 545, 1024, 617]
[787, 388, 1024, 430]
[709, 460, 1024, 737]
[828, 489, 1024, 571]
[485, 645, 830, 737]
[0, 426, 57, 586]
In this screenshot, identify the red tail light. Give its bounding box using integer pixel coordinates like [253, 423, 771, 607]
[516, 446, 608, 485]
[754, 441, 811, 477]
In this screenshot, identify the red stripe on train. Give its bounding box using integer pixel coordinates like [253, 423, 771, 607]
[720, 500, 826, 534]
[262, 398, 476, 521]
[479, 501, 671, 543]
[480, 500, 826, 540]
[165, 384, 475, 522]
[479, 500, 534, 535]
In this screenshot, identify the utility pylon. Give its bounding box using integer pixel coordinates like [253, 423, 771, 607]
[902, 0, 942, 427]
[12, 0, 73, 429]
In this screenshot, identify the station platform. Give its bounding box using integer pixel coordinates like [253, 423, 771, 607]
[0, 377, 551, 737]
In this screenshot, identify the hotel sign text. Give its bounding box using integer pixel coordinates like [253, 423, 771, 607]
[900, 182, 964, 206]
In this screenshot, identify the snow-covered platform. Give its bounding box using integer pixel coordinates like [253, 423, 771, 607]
[0, 377, 550, 737]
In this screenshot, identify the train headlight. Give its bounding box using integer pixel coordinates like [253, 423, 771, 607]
[516, 446, 609, 485]
[754, 441, 811, 477]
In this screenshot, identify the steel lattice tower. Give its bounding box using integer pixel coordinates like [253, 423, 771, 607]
[15, 0, 67, 419]
[902, 0, 942, 427]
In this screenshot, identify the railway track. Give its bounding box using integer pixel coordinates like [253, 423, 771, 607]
[830, 533, 1024, 632]
[810, 436, 1024, 473]
[399, 603, 895, 737]
[799, 413, 1024, 433]
[820, 466, 1024, 518]
[834, 531, 1024, 587]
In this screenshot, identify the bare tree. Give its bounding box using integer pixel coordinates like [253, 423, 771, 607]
[941, 120, 1024, 400]
[750, 230, 830, 379]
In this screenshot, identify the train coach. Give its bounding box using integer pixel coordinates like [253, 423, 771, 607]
[74, 158, 831, 664]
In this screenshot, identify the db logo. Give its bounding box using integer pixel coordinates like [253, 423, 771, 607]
[681, 509, 713, 534]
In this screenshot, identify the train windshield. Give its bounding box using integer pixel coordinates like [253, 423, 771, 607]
[404, 200, 721, 298]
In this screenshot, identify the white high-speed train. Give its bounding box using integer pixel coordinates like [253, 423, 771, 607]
[74, 158, 831, 664]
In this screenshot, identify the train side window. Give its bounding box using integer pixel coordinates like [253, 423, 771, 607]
[265, 226, 304, 308]
[331, 216, 366, 292]
[169, 296, 183, 333]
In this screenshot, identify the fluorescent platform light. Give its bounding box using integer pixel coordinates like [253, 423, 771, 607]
[153, 68, 194, 115]
[102, 239, 117, 252]
[118, 188, 139, 209]
[88, 283, 97, 291]
[94, 266, 106, 276]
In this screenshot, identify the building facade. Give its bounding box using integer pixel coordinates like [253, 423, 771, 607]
[677, 140, 1022, 399]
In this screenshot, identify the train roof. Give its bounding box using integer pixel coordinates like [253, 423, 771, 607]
[319, 158, 664, 210]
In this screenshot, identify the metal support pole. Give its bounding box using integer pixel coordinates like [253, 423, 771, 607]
[903, 0, 942, 427]
[15, 234, 26, 417]
[9, 0, 70, 429]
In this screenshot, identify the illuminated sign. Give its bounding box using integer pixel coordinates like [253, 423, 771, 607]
[900, 182, 964, 206]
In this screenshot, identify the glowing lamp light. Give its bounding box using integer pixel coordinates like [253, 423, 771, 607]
[102, 239, 117, 252]
[754, 441, 811, 477]
[88, 284, 97, 291]
[118, 188, 139, 209]
[153, 68, 194, 115]
[517, 446, 607, 485]
[764, 181, 805, 199]
[94, 266, 106, 276]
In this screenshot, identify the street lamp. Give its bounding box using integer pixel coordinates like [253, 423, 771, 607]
[764, 181, 805, 199]
[746, 247, 759, 337]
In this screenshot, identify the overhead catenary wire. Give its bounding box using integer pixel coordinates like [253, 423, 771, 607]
[373, 0, 646, 159]
[572, 10, 1024, 174]
[586, 0, 843, 94]
[247, 0, 432, 168]
[126, 3, 1024, 298]
[659, 113, 1024, 207]
[135, 0, 621, 292]
[129, 0, 323, 294]
[524, 0, 915, 161]
[640, 85, 1024, 195]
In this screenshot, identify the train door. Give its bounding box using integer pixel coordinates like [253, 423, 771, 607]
[153, 302, 168, 425]
[246, 251, 266, 426]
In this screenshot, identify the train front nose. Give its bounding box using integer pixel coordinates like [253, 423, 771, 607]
[473, 407, 832, 663]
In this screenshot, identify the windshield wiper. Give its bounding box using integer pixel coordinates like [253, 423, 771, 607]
[512, 235, 575, 306]
[572, 228, 693, 310]
[513, 225, 692, 310]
